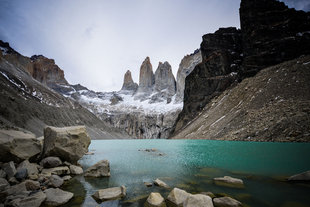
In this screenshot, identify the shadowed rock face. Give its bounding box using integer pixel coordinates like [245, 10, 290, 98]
[171, 0, 310, 136]
[137, 57, 155, 93]
[154, 61, 176, 95]
[121, 70, 138, 92]
[240, 0, 310, 77]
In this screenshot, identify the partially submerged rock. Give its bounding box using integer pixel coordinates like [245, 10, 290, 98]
[48, 175, 64, 188]
[44, 188, 73, 206]
[92, 186, 126, 202]
[213, 176, 244, 188]
[184, 194, 213, 207]
[84, 160, 110, 177]
[167, 188, 191, 207]
[0, 130, 41, 162]
[288, 170, 310, 181]
[154, 178, 169, 188]
[213, 196, 242, 207]
[145, 192, 166, 207]
[40, 157, 62, 168]
[41, 126, 91, 164]
[144, 182, 153, 187]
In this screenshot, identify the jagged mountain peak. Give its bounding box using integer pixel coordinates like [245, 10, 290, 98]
[121, 69, 138, 92]
[137, 56, 154, 94]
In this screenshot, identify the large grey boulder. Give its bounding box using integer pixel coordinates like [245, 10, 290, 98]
[0, 178, 9, 191]
[167, 188, 191, 207]
[41, 126, 91, 164]
[213, 196, 242, 207]
[0, 130, 41, 162]
[44, 188, 73, 206]
[48, 175, 64, 188]
[184, 194, 213, 207]
[213, 176, 244, 188]
[145, 192, 166, 207]
[17, 160, 39, 177]
[40, 157, 62, 168]
[84, 160, 110, 177]
[69, 165, 83, 175]
[9, 191, 46, 207]
[288, 170, 310, 181]
[92, 186, 126, 202]
[3, 161, 16, 179]
[41, 166, 70, 177]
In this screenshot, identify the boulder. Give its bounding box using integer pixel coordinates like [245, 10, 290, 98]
[213, 196, 242, 207]
[25, 180, 40, 191]
[213, 176, 244, 188]
[44, 188, 73, 206]
[69, 165, 83, 175]
[0, 130, 41, 162]
[0, 170, 6, 178]
[41, 126, 91, 164]
[84, 160, 110, 177]
[62, 175, 72, 181]
[144, 182, 153, 187]
[48, 175, 64, 188]
[17, 160, 39, 177]
[40, 157, 62, 168]
[8, 191, 46, 207]
[41, 166, 70, 177]
[145, 192, 166, 207]
[3, 161, 16, 179]
[5, 182, 27, 196]
[288, 170, 310, 181]
[153, 178, 169, 188]
[183, 194, 213, 207]
[15, 168, 28, 181]
[0, 178, 9, 191]
[167, 188, 191, 207]
[92, 186, 126, 202]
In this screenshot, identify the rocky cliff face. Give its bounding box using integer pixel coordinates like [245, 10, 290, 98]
[137, 57, 155, 94]
[172, 56, 310, 142]
[173, 27, 243, 133]
[121, 70, 138, 92]
[240, 0, 310, 77]
[175, 49, 202, 103]
[0, 42, 129, 139]
[171, 0, 310, 136]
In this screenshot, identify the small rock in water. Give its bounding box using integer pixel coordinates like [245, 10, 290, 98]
[213, 196, 242, 207]
[184, 194, 213, 207]
[288, 170, 310, 181]
[213, 176, 244, 188]
[144, 182, 153, 187]
[69, 165, 83, 175]
[44, 188, 74, 206]
[92, 186, 126, 202]
[49, 175, 64, 188]
[84, 160, 110, 177]
[145, 192, 166, 207]
[154, 178, 169, 188]
[62, 175, 72, 181]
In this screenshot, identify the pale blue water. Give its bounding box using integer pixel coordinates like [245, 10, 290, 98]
[62, 140, 310, 207]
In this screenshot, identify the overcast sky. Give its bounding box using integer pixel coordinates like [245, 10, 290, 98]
[0, 0, 309, 92]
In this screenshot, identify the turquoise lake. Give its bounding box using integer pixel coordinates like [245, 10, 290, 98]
[62, 139, 310, 207]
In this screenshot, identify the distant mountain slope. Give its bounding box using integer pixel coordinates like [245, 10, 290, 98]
[0, 41, 130, 139]
[171, 56, 310, 142]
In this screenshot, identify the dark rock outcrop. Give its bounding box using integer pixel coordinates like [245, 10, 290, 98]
[121, 70, 138, 92]
[171, 0, 310, 136]
[173, 27, 242, 133]
[137, 57, 155, 94]
[240, 0, 310, 77]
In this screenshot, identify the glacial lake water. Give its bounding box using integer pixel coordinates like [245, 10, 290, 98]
[62, 139, 310, 207]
